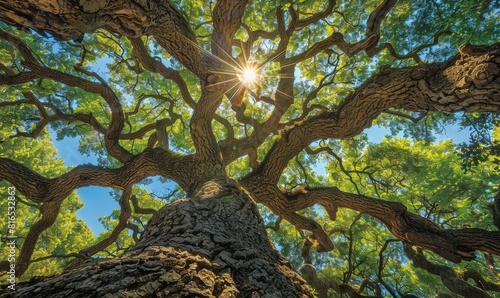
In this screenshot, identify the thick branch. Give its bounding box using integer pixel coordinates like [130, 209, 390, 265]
[211, 0, 248, 58]
[256, 42, 500, 183]
[247, 184, 500, 262]
[187, 1, 249, 176]
[0, 0, 214, 78]
[365, 0, 397, 56]
[0, 200, 62, 276]
[462, 269, 500, 292]
[0, 148, 194, 203]
[240, 177, 334, 252]
[0, 28, 133, 162]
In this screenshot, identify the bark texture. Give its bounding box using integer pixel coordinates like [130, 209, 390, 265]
[1, 190, 314, 297]
[2, 246, 239, 298]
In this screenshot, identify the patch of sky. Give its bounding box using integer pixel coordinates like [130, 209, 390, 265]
[51, 130, 174, 236]
[365, 122, 471, 144]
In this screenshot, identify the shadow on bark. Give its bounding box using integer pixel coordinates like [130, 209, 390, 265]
[1, 190, 313, 298]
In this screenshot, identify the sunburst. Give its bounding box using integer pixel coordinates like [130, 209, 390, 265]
[238, 63, 260, 87]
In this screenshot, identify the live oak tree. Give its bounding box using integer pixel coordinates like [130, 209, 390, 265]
[0, 0, 499, 297]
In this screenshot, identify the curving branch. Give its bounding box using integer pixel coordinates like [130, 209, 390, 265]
[0, 148, 194, 203]
[287, 33, 378, 65]
[461, 268, 500, 292]
[5, 92, 108, 139]
[295, 0, 337, 29]
[211, 0, 249, 59]
[254, 42, 500, 184]
[0, 0, 216, 78]
[0, 28, 134, 162]
[0, 200, 62, 276]
[364, 0, 453, 62]
[244, 183, 500, 262]
[220, 1, 380, 167]
[371, 30, 453, 63]
[365, 0, 397, 56]
[0, 0, 498, 294]
[240, 177, 334, 252]
[180, 0, 252, 186]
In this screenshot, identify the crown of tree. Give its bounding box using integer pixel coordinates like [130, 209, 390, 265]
[0, 1, 499, 297]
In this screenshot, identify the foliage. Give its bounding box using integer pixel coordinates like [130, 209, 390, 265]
[0, 135, 95, 281]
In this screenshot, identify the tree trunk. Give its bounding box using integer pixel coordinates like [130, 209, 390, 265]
[1, 188, 313, 297]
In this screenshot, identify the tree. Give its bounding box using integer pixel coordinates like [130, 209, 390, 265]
[0, 0, 499, 297]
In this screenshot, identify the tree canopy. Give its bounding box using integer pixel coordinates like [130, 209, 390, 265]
[0, 0, 499, 297]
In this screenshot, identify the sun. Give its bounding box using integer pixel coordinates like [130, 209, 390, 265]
[238, 63, 259, 87]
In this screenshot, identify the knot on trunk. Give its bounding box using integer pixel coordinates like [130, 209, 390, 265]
[191, 176, 239, 199]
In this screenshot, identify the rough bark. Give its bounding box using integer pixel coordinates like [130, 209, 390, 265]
[239, 42, 500, 256]
[0, 0, 210, 75]
[1, 190, 314, 297]
[252, 42, 500, 183]
[0, 39, 498, 293]
[2, 246, 239, 298]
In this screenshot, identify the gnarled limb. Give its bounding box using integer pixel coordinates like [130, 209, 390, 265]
[211, 0, 248, 58]
[0, 28, 134, 162]
[0, 0, 213, 78]
[365, 0, 397, 56]
[3, 92, 108, 139]
[251, 185, 500, 262]
[0, 148, 193, 203]
[241, 176, 334, 252]
[461, 268, 500, 292]
[184, 1, 251, 178]
[220, 1, 387, 167]
[0, 200, 62, 276]
[255, 42, 500, 183]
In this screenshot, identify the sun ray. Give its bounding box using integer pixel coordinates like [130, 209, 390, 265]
[226, 83, 247, 104]
[176, 32, 296, 107]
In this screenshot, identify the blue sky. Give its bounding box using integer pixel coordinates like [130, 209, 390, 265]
[51, 133, 174, 235]
[51, 134, 117, 235]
